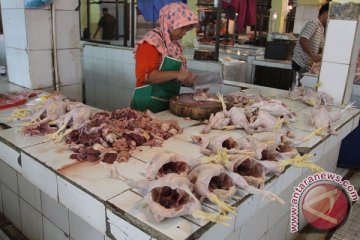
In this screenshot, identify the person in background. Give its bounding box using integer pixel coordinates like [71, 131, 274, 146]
[206, 21, 216, 38]
[292, 3, 329, 87]
[132, 2, 198, 113]
[93, 8, 117, 40]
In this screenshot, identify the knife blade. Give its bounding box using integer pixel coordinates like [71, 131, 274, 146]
[193, 71, 223, 90]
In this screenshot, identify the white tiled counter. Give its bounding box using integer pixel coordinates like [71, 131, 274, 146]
[0, 83, 359, 240]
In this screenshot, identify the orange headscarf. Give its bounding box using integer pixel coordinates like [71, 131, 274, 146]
[134, 2, 198, 70]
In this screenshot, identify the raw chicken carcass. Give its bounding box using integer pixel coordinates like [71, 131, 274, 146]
[188, 164, 284, 210]
[249, 100, 296, 122]
[201, 93, 231, 133]
[24, 100, 68, 126]
[226, 155, 266, 188]
[144, 152, 199, 180]
[48, 105, 93, 142]
[131, 174, 231, 224]
[311, 104, 354, 134]
[192, 135, 247, 156]
[223, 106, 250, 132]
[248, 110, 279, 133]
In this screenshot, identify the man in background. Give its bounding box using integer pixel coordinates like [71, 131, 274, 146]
[292, 3, 329, 87]
[93, 8, 117, 40]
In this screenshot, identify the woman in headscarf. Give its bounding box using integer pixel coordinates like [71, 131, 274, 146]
[131, 2, 198, 113]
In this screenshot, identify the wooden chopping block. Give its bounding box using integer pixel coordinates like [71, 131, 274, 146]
[169, 93, 232, 120]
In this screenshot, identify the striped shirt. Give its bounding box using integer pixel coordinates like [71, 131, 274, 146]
[293, 19, 324, 68]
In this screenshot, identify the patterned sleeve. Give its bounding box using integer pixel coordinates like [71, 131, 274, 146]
[300, 21, 317, 40]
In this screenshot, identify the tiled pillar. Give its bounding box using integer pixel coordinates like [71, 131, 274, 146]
[318, 2, 360, 104]
[0, 0, 82, 101]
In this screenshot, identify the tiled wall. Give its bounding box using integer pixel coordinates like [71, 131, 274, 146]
[83, 44, 136, 110]
[0, 0, 82, 101]
[83, 44, 223, 110]
[293, 5, 319, 34]
[0, 159, 106, 240]
[319, 20, 360, 104]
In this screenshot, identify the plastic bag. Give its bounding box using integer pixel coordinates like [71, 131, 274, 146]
[25, 0, 53, 9]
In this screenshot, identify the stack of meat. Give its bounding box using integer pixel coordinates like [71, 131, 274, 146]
[66, 108, 182, 163]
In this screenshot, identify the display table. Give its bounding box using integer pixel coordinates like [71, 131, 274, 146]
[0, 82, 359, 240]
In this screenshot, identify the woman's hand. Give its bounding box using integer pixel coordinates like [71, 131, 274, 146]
[177, 71, 196, 87]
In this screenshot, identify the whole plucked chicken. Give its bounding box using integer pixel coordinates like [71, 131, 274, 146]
[48, 105, 93, 142]
[202, 93, 231, 133]
[311, 103, 354, 134]
[188, 164, 285, 211]
[249, 99, 296, 122]
[144, 152, 199, 180]
[247, 110, 279, 133]
[225, 155, 266, 188]
[130, 174, 231, 224]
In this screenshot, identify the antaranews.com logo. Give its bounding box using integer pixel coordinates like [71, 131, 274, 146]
[290, 172, 359, 233]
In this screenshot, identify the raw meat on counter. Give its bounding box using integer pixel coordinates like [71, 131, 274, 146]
[0, 90, 38, 110]
[66, 108, 182, 163]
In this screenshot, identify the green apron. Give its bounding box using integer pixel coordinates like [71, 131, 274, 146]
[131, 79, 181, 113]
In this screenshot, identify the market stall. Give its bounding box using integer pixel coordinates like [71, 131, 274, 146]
[0, 81, 359, 240]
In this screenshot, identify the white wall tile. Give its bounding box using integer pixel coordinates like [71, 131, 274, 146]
[5, 47, 30, 87]
[55, 0, 79, 10]
[122, 63, 136, 89]
[0, 135, 21, 174]
[41, 192, 70, 234]
[265, 215, 288, 240]
[57, 49, 82, 85]
[1, 184, 21, 231]
[18, 174, 41, 212]
[21, 152, 58, 200]
[25, 9, 52, 50]
[43, 217, 70, 240]
[0, 0, 24, 9]
[0, 160, 19, 193]
[59, 84, 83, 102]
[55, 11, 80, 49]
[69, 211, 105, 240]
[199, 218, 235, 240]
[107, 210, 151, 240]
[28, 50, 54, 89]
[92, 46, 107, 60]
[239, 205, 270, 240]
[20, 199, 43, 240]
[226, 227, 241, 240]
[318, 62, 349, 104]
[323, 20, 357, 65]
[83, 45, 93, 58]
[107, 60, 123, 87]
[58, 176, 106, 233]
[2, 9, 27, 49]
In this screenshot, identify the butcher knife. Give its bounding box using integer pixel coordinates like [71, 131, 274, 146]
[192, 71, 223, 90]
